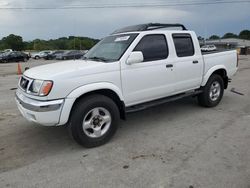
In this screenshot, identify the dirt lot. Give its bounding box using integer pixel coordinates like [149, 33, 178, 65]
[0, 57, 250, 188]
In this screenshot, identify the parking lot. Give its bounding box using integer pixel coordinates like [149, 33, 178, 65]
[0, 57, 250, 188]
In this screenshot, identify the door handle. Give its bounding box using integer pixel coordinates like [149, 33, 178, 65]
[193, 60, 199, 64]
[166, 64, 173, 68]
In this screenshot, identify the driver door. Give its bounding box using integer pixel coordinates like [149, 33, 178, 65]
[121, 34, 175, 106]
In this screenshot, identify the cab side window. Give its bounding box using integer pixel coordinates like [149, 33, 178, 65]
[172, 34, 194, 57]
[133, 34, 168, 62]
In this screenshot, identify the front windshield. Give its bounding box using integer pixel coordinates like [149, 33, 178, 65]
[84, 33, 138, 62]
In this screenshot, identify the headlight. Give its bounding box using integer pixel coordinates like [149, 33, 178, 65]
[30, 80, 43, 93]
[29, 80, 53, 96]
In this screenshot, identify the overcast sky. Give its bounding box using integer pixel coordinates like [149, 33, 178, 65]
[0, 0, 249, 41]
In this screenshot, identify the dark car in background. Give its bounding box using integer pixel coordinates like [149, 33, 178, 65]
[55, 50, 85, 60]
[0, 51, 30, 63]
[43, 50, 65, 60]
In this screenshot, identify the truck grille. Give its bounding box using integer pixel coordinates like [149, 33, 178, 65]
[19, 76, 30, 91]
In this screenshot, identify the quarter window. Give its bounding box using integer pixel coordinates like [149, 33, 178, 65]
[133, 34, 168, 62]
[173, 34, 194, 57]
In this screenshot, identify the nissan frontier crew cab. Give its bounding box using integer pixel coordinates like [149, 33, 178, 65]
[15, 23, 238, 147]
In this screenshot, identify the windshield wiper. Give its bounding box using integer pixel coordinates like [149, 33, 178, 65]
[86, 56, 110, 62]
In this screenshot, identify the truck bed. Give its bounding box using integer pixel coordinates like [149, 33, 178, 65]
[202, 49, 238, 79]
[201, 49, 235, 55]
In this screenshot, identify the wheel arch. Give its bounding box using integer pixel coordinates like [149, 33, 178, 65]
[59, 83, 126, 125]
[72, 89, 126, 120]
[202, 66, 228, 89]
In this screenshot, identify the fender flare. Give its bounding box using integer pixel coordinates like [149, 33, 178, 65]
[58, 83, 124, 125]
[201, 65, 227, 86]
[66, 82, 124, 101]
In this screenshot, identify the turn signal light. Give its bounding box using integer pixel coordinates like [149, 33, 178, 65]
[40, 81, 53, 96]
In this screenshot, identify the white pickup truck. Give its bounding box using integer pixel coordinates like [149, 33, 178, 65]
[15, 23, 238, 147]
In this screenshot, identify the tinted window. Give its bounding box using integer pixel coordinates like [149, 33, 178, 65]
[10, 52, 16, 57]
[134, 34, 168, 62]
[173, 34, 194, 57]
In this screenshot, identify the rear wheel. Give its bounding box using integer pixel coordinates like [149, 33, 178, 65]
[198, 74, 224, 107]
[68, 94, 120, 148]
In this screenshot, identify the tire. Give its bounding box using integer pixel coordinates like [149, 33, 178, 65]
[23, 57, 28, 62]
[198, 74, 224, 107]
[35, 56, 39, 60]
[68, 94, 120, 148]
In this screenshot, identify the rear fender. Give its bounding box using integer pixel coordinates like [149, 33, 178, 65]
[201, 65, 227, 86]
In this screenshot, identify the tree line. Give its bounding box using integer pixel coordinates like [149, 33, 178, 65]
[0, 34, 99, 51]
[207, 30, 250, 40]
[1, 29, 250, 51]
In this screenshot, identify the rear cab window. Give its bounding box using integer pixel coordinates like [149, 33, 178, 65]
[172, 34, 195, 57]
[133, 34, 169, 62]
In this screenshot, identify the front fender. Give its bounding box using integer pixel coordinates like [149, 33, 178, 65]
[58, 82, 124, 125]
[66, 82, 124, 100]
[201, 65, 227, 86]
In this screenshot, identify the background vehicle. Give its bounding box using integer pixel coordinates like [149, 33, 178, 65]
[31, 51, 52, 59]
[16, 23, 238, 147]
[55, 50, 85, 60]
[43, 50, 65, 60]
[23, 51, 31, 58]
[3, 49, 13, 53]
[201, 44, 217, 52]
[0, 51, 29, 63]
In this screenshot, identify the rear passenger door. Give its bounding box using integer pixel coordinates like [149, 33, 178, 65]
[121, 34, 176, 106]
[172, 33, 203, 92]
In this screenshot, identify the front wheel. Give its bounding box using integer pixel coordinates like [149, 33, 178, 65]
[198, 74, 224, 107]
[68, 94, 120, 148]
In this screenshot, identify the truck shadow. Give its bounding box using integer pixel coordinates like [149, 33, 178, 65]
[122, 97, 201, 129]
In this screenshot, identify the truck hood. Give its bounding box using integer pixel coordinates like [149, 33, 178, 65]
[24, 60, 116, 80]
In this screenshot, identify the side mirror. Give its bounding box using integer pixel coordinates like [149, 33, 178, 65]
[126, 51, 144, 65]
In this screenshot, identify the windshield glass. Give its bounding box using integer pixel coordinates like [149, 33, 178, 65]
[84, 33, 138, 62]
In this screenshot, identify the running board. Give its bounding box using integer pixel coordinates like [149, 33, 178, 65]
[125, 90, 203, 113]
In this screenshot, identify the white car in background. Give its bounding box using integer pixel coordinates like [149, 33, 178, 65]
[31, 51, 52, 59]
[3, 49, 13, 53]
[201, 45, 217, 52]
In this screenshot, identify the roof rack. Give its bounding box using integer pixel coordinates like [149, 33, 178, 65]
[112, 23, 187, 34]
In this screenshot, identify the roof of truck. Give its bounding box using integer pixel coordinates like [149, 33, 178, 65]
[112, 23, 187, 35]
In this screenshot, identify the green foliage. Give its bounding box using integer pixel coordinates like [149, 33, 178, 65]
[239, 30, 250, 40]
[222, 33, 238, 39]
[29, 37, 99, 51]
[198, 36, 204, 41]
[0, 34, 24, 51]
[0, 35, 99, 51]
[209, 35, 220, 40]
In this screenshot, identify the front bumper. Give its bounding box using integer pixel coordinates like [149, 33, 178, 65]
[15, 90, 64, 126]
